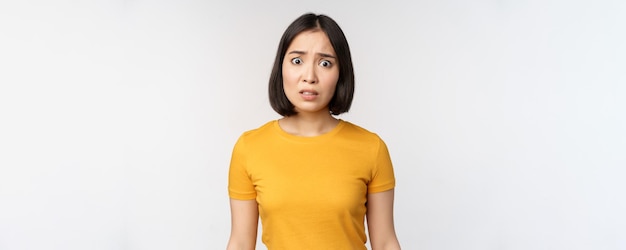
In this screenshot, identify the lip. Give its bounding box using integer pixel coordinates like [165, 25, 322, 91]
[299, 89, 318, 101]
[299, 89, 318, 95]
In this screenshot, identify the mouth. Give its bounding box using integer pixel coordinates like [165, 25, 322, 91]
[299, 89, 319, 101]
[299, 90, 318, 96]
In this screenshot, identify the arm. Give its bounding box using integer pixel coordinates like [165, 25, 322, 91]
[367, 189, 401, 250]
[226, 199, 259, 250]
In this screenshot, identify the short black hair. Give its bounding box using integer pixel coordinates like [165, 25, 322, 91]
[268, 13, 355, 116]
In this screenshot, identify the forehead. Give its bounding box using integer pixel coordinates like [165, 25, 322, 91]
[286, 30, 336, 54]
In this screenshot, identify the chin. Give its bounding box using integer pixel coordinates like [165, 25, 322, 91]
[295, 107, 330, 114]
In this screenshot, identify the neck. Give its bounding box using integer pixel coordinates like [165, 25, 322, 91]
[279, 111, 339, 137]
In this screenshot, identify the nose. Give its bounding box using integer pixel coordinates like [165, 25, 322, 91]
[302, 63, 317, 84]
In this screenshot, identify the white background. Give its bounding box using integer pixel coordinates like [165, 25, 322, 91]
[1, 0, 625, 249]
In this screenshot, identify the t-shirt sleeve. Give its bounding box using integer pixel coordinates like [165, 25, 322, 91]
[368, 138, 396, 193]
[228, 135, 257, 200]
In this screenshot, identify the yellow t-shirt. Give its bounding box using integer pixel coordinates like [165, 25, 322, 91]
[228, 120, 396, 249]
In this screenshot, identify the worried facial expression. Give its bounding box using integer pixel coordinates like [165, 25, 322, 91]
[282, 30, 340, 115]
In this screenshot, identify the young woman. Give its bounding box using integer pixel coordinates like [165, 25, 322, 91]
[227, 13, 401, 250]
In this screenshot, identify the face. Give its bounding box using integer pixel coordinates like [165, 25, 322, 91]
[282, 30, 339, 115]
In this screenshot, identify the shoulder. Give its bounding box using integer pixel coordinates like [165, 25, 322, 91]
[339, 120, 385, 145]
[241, 120, 275, 136]
[236, 120, 277, 144]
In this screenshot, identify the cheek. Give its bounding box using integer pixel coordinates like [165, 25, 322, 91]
[324, 71, 340, 89]
[281, 66, 297, 85]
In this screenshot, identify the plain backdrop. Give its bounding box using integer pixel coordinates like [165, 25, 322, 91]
[1, 0, 625, 249]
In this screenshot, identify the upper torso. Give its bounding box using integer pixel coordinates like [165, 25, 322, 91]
[228, 120, 395, 249]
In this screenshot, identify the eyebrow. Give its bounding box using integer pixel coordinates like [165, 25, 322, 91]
[287, 50, 336, 59]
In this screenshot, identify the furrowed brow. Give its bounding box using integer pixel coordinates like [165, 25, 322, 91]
[317, 52, 336, 59]
[287, 51, 336, 59]
[287, 50, 306, 55]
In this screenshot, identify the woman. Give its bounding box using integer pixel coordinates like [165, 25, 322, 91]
[227, 13, 401, 250]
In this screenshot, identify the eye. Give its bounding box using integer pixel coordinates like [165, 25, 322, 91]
[319, 60, 332, 67]
[291, 57, 303, 65]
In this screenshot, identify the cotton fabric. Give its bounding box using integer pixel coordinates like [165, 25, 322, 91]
[228, 120, 395, 249]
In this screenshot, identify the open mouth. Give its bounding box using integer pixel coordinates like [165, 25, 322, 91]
[299, 90, 318, 96]
[299, 90, 319, 100]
